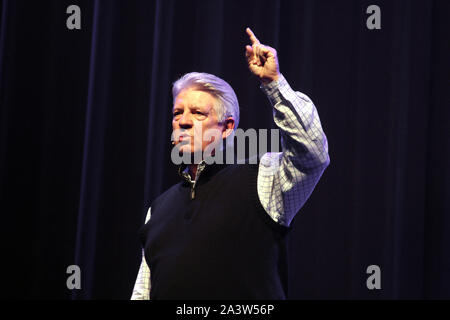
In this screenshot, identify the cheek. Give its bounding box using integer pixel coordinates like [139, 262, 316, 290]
[193, 123, 203, 138]
[203, 125, 223, 143]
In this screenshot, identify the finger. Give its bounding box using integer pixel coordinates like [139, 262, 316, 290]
[254, 45, 260, 65]
[246, 27, 260, 45]
[245, 45, 253, 57]
[254, 45, 265, 66]
[264, 46, 277, 59]
[245, 45, 256, 64]
[251, 44, 259, 65]
[260, 45, 270, 54]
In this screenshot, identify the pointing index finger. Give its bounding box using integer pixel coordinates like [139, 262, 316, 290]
[246, 27, 260, 45]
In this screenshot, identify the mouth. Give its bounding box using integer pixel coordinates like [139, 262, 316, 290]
[179, 134, 191, 142]
[173, 132, 192, 144]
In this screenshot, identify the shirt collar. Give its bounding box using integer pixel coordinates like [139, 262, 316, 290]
[177, 146, 237, 185]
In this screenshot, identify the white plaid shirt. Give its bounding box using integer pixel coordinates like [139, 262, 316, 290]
[131, 74, 330, 299]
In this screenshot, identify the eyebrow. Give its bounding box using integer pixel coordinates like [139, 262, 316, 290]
[173, 105, 209, 112]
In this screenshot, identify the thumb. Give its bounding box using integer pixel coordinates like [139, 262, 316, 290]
[245, 45, 253, 58]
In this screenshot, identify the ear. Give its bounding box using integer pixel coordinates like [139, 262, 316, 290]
[221, 117, 235, 139]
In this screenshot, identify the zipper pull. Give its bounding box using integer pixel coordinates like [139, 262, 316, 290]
[189, 161, 205, 200]
[190, 180, 196, 200]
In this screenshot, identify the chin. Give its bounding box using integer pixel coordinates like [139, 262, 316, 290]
[179, 145, 198, 154]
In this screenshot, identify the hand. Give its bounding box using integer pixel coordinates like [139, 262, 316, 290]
[245, 27, 280, 84]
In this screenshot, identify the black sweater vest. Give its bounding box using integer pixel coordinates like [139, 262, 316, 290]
[139, 162, 290, 300]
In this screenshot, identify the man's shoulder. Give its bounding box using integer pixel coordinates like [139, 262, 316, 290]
[151, 181, 184, 206]
[211, 160, 260, 178]
[163, 180, 184, 195]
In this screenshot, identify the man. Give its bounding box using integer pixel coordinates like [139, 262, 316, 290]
[131, 28, 330, 300]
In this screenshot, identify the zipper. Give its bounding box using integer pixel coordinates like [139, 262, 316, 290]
[191, 161, 206, 199]
[190, 182, 196, 200]
[180, 161, 207, 200]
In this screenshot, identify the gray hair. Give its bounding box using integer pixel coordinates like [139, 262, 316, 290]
[172, 72, 240, 130]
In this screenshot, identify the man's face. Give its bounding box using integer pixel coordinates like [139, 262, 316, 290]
[172, 88, 226, 156]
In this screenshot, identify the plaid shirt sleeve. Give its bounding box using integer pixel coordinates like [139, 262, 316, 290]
[258, 74, 330, 227]
[130, 208, 151, 300]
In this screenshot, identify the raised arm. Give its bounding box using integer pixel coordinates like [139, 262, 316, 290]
[245, 28, 330, 227]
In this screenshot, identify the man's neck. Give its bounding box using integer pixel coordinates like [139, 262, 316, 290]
[188, 164, 198, 181]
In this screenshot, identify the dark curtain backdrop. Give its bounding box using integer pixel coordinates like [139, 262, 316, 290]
[0, 0, 449, 299]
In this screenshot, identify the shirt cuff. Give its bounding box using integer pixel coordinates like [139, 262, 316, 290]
[260, 74, 292, 106]
[259, 74, 289, 106]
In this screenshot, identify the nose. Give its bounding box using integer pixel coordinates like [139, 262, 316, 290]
[179, 112, 193, 128]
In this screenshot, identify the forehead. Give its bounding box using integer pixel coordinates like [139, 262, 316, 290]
[174, 88, 216, 108]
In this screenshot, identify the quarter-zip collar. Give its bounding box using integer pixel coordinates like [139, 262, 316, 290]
[178, 159, 232, 200]
[177, 146, 238, 199]
[178, 161, 207, 200]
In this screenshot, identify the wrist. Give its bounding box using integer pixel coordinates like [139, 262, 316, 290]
[260, 73, 280, 85]
[260, 73, 280, 86]
[259, 73, 286, 104]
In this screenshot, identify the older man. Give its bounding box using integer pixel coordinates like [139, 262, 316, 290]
[131, 28, 330, 300]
